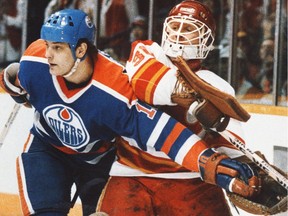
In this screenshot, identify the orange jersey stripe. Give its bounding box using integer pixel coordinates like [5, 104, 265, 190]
[22, 133, 32, 152]
[161, 122, 186, 153]
[131, 58, 157, 100]
[52, 141, 114, 155]
[52, 145, 79, 154]
[16, 158, 30, 215]
[132, 59, 169, 104]
[182, 140, 208, 171]
[144, 64, 169, 104]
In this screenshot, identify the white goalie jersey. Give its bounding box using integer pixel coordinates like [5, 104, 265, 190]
[109, 40, 245, 178]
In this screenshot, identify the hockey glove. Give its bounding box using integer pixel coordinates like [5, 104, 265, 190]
[227, 152, 288, 215]
[0, 62, 30, 106]
[198, 148, 261, 198]
[187, 100, 230, 132]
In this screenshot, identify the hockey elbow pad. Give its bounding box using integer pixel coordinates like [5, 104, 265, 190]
[0, 62, 26, 96]
[0, 63, 31, 106]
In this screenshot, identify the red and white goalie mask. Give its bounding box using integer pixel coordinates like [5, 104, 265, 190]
[161, 0, 216, 60]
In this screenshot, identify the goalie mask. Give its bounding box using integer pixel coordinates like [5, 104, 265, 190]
[161, 0, 216, 60]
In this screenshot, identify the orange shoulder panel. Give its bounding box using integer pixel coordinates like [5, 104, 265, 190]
[93, 54, 136, 102]
[23, 39, 46, 58]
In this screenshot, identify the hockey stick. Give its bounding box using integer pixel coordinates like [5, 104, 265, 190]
[0, 103, 21, 148]
[219, 130, 288, 190]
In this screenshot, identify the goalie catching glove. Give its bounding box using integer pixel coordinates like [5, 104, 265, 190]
[198, 148, 261, 198]
[227, 152, 288, 215]
[172, 56, 250, 132]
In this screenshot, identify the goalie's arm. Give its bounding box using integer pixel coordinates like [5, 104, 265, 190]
[0, 63, 31, 107]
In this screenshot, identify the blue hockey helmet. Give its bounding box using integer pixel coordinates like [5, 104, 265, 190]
[41, 9, 95, 56]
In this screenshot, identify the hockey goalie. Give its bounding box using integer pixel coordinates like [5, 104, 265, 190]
[97, 1, 288, 215]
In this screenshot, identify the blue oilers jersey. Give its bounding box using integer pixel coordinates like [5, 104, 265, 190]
[17, 39, 208, 171]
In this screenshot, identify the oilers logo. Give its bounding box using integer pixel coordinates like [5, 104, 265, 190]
[43, 105, 89, 149]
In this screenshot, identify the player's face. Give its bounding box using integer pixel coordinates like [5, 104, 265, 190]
[44, 41, 75, 76]
[166, 21, 199, 45]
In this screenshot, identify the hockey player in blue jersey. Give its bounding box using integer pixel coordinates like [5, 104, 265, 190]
[0, 9, 261, 216]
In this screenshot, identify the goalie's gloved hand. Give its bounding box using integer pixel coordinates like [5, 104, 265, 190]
[0, 63, 31, 107]
[187, 100, 230, 132]
[198, 148, 261, 198]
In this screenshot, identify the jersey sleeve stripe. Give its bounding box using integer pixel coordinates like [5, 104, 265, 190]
[146, 113, 170, 147]
[182, 140, 208, 171]
[131, 58, 157, 89]
[144, 65, 170, 104]
[174, 135, 201, 165]
[149, 113, 208, 171]
[161, 122, 186, 153]
[132, 60, 170, 104]
[168, 128, 196, 159]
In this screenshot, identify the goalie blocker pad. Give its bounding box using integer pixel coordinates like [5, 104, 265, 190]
[173, 56, 250, 122]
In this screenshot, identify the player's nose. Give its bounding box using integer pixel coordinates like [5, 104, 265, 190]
[45, 47, 53, 59]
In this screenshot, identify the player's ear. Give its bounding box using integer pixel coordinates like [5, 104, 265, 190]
[75, 42, 88, 59]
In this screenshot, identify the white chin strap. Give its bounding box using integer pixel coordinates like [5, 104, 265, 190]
[63, 58, 81, 78]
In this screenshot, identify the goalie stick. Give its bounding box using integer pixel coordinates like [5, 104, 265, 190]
[220, 130, 288, 191]
[0, 103, 21, 148]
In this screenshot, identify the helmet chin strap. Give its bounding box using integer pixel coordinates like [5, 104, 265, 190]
[63, 58, 81, 78]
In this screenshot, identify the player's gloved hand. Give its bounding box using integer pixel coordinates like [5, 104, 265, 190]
[198, 148, 261, 198]
[187, 100, 230, 132]
[0, 62, 30, 107]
